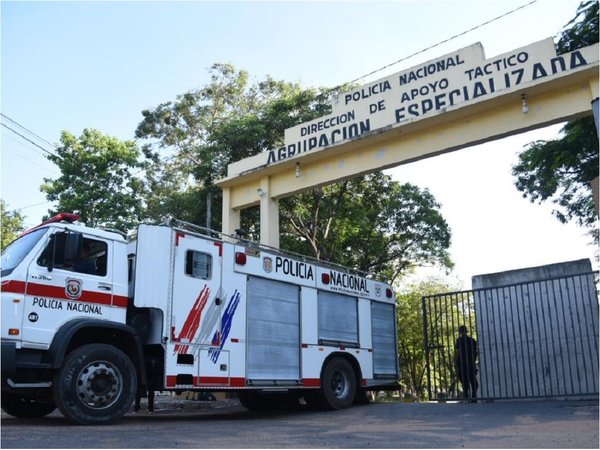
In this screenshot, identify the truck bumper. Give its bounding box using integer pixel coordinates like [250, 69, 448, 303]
[1, 340, 17, 379]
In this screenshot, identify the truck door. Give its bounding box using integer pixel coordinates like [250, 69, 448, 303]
[169, 234, 223, 351]
[22, 231, 114, 346]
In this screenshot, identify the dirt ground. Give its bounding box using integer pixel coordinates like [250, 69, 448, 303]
[2, 396, 598, 448]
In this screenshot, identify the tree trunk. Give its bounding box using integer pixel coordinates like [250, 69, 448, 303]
[206, 192, 212, 230]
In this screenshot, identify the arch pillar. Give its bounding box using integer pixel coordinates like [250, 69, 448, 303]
[258, 176, 280, 248]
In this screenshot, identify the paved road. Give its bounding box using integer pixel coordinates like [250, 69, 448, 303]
[1, 398, 598, 448]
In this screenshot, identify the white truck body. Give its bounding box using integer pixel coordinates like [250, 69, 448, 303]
[1, 216, 398, 424]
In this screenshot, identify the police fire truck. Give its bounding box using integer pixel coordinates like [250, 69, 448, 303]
[1, 214, 399, 424]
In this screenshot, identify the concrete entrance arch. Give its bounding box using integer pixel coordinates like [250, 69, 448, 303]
[216, 38, 599, 248]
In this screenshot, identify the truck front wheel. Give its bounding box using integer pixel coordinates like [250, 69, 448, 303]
[1, 392, 56, 418]
[53, 344, 137, 425]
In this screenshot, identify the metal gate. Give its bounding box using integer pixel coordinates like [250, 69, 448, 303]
[422, 272, 599, 401]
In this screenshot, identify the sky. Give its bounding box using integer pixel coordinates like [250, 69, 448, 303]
[1, 0, 596, 288]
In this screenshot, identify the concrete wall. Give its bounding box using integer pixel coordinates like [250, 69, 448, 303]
[472, 259, 593, 289]
[472, 260, 598, 399]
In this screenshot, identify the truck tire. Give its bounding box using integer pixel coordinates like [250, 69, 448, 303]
[237, 391, 263, 410]
[1, 392, 56, 418]
[318, 357, 356, 410]
[353, 387, 371, 405]
[53, 344, 137, 425]
[302, 391, 326, 410]
[237, 391, 283, 411]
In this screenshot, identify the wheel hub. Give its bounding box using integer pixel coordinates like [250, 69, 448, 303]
[76, 361, 122, 409]
[331, 370, 349, 399]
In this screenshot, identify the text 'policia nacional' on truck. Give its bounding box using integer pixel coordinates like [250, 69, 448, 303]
[0, 213, 399, 425]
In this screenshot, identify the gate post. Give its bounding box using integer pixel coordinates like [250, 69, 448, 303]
[422, 296, 432, 401]
[221, 187, 240, 241]
[591, 77, 599, 135]
[593, 97, 599, 134]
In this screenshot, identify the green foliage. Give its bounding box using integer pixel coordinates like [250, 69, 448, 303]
[138, 62, 452, 277]
[1, 200, 25, 249]
[281, 173, 453, 282]
[41, 129, 145, 231]
[512, 1, 599, 232]
[556, 1, 599, 55]
[513, 117, 598, 227]
[135, 63, 330, 228]
[135, 63, 252, 226]
[396, 278, 461, 400]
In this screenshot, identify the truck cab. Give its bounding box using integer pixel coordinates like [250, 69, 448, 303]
[1, 214, 142, 424]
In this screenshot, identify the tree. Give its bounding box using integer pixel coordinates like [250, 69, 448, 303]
[395, 278, 462, 401]
[280, 173, 452, 282]
[135, 63, 249, 227]
[135, 63, 328, 228]
[512, 1, 599, 232]
[556, 0, 598, 54]
[512, 118, 598, 227]
[41, 129, 145, 231]
[137, 64, 453, 279]
[1, 200, 25, 249]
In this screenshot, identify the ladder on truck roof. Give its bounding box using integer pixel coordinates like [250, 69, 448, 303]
[163, 218, 382, 281]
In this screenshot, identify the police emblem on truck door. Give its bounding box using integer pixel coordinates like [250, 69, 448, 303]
[65, 278, 83, 299]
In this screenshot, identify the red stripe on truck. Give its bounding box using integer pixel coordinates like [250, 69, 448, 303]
[164, 375, 321, 389]
[1, 280, 127, 308]
[165, 375, 245, 388]
[1, 280, 26, 294]
[302, 379, 320, 387]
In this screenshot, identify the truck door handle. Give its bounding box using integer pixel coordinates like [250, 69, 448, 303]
[98, 283, 112, 291]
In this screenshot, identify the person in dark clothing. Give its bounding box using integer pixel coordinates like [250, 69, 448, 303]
[455, 325, 478, 402]
[73, 242, 96, 275]
[134, 389, 155, 413]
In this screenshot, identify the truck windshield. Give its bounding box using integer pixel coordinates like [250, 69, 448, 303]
[1, 228, 47, 277]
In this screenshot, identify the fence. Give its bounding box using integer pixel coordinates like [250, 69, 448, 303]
[422, 272, 599, 401]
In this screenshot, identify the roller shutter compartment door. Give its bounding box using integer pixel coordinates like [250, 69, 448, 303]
[246, 277, 300, 381]
[371, 302, 398, 377]
[318, 291, 359, 346]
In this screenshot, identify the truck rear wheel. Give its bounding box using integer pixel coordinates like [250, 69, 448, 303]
[53, 344, 137, 425]
[1, 392, 56, 418]
[302, 391, 326, 410]
[353, 388, 371, 404]
[319, 357, 356, 410]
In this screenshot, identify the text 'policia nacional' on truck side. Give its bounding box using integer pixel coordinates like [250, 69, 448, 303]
[1, 213, 399, 425]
